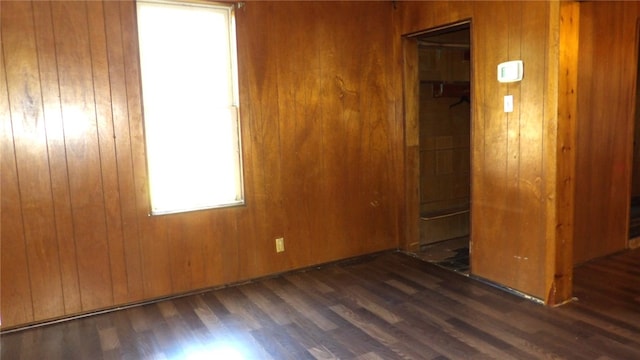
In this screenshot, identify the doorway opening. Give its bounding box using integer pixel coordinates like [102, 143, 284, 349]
[408, 22, 472, 274]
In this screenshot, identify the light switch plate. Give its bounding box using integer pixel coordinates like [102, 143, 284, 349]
[504, 95, 514, 113]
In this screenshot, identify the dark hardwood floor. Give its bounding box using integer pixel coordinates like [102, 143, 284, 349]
[1, 249, 639, 359]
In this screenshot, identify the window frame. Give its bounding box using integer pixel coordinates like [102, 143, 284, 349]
[135, 0, 245, 216]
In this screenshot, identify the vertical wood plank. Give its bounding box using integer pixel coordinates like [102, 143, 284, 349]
[391, 6, 406, 253]
[350, 2, 397, 255]
[470, 0, 511, 288]
[185, 212, 209, 288]
[402, 36, 420, 252]
[3, 0, 65, 320]
[315, 3, 350, 261]
[520, 0, 549, 298]
[103, 0, 144, 302]
[276, 1, 324, 269]
[119, 0, 172, 298]
[504, 0, 524, 290]
[573, 3, 596, 265]
[550, 1, 579, 305]
[199, 212, 226, 287]
[574, 2, 640, 263]
[235, 1, 288, 278]
[31, 0, 83, 316]
[0, 5, 35, 324]
[50, 0, 113, 310]
[166, 214, 191, 293]
[469, 2, 486, 276]
[130, 11, 172, 297]
[86, 0, 129, 305]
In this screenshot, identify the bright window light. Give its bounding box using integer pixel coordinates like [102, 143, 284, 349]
[136, 0, 243, 215]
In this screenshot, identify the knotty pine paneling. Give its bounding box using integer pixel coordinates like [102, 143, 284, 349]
[395, 1, 573, 303]
[0, 0, 399, 329]
[574, 1, 640, 264]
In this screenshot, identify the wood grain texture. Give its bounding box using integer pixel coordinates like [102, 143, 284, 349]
[551, 1, 579, 304]
[236, 1, 289, 277]
[2, 0, 66, 321]
[102, 0, 144, 303]
[402, 37, 420, 252]
[51, 0, 115, 311]
[396, 0, 571, 302]
[574, 1, 640, 264]
[87, 0, 130, 306]
[31, 0, 83, 316]
[8, 0, 635, 329]
[1, 18, 35, 327]
[2, 250, 639, 359]
[1, 0, 400, 329]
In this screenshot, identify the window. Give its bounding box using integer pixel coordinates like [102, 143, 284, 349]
[136, 0, 243, 215]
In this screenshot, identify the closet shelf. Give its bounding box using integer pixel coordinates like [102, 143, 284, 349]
[420, 206, 469, 221]
[421, 81, 470, 98]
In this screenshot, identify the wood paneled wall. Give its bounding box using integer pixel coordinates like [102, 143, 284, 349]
[395, 1, 575, 303]
[1, 1, 400, 329]
[8, 0, 622, 328]
[574, 1, 640, 264]
[633, 70, 640, 198]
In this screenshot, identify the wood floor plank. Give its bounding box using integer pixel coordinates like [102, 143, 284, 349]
[283, 321, 356, 359]
[2, 249, 640, 359]
[419, 280, 595, 359]
[239, 283, 294, 326]
[263, 277, 339, 332]
[559, 308, 640, 346]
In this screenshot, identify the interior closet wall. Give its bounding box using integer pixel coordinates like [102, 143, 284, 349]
[395, 1, 575, 304]
[574, 1, 640, 263]
[419, 46, 471, 245]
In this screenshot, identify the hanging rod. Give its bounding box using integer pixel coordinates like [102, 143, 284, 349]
[417, 41, 470, 49]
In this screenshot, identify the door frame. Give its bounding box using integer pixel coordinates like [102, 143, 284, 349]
[400, 20, 473, 257]
[626, 17, 640, 250]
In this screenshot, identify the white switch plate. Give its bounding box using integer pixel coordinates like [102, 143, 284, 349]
[504, 95, 513, 113]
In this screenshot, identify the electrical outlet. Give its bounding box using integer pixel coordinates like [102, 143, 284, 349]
[275, 237, 285, 253]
